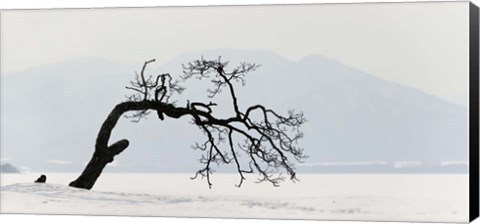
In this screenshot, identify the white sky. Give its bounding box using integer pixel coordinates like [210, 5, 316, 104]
[0, 1, 470, 105]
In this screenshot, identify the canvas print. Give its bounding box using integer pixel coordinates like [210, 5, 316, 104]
[0, 1, 477, 223]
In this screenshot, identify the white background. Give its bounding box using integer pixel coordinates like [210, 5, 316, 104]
[0, 0, 479, 224]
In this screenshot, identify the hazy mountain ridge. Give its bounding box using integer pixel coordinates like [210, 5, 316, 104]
[1, 163, 21, 173]
[1, 49, 468, 173]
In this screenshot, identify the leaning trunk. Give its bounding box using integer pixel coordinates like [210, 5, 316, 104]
[69, 101, 191, 190]
[69, 102, 138, 190]
[68, 140, 129, 190]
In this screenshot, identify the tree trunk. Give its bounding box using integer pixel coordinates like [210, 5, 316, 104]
[68, 101, 197, 190]
[68, 140, 129, 190]
[69, 102, 138, 190]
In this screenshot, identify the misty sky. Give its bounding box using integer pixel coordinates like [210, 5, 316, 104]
[1, 1, 469, 106]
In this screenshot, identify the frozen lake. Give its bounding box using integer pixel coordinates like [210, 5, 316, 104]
[0, 173, 468, 222]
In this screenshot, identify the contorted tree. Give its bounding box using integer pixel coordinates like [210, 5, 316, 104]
[69, 57, 307, 190]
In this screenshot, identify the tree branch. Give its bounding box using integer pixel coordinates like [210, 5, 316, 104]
[71, 57, 306, 190]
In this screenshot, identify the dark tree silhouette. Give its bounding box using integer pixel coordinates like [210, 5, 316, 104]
[69, 57, 307, 190]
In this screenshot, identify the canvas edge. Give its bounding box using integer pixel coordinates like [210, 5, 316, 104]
[470, 1, 480, 223]
[0, 0, 470, 11]
[0, 9, 4, 215]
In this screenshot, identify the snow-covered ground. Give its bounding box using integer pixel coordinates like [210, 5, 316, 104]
[0, 173, 468, 223]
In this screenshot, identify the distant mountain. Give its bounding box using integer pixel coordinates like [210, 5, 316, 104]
[1, 163, 21, 173]
[155, 49, 468, 171]
[1, 49, 469, 173]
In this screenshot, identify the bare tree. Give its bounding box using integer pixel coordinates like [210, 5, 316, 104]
[69, 57, 307, 190]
